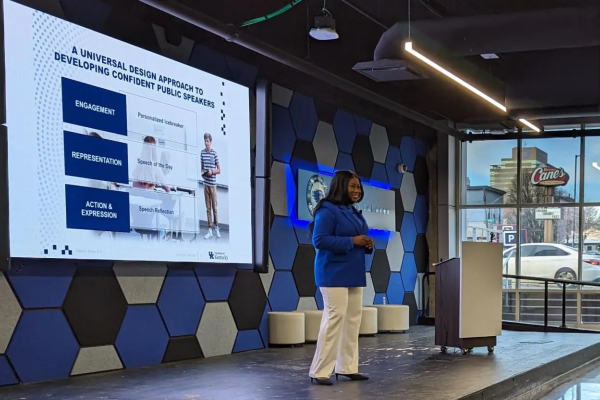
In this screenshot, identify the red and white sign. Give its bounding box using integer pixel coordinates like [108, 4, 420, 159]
[530, 166, 570, 187]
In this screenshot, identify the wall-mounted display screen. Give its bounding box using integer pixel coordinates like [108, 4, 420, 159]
[3, 1, 252, 263]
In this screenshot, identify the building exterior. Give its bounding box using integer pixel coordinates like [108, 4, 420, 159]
[490, 147, 548, 198]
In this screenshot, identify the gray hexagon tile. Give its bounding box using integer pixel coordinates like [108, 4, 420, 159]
[260, 255, 275, 296]
[369, 124, 389, 164]
[196, 302, 237, 357]
[270, 161, 294, 217]
[400, 172, 417, 212]
[113, 263, 167, 305]
[363, 273, 375, 306]
[386, 232, 405, 272]
[0, 273, 21, 353]
[272, 84, 293, 108]
[312, 121, 338, 172]
[152, 24, 195, 63]
[297, 297, 318, 311]
[71, 345, 123, 376]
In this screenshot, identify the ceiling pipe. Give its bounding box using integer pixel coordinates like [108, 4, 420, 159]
[138, 0, 465, 140]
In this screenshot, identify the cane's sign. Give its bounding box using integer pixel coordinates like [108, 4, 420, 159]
[530, 166, 569, 187]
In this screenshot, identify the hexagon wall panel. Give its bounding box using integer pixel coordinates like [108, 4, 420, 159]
[297, 296, 318, 310]
[0, 356, 17, 386]
[386, 232, 405, 272]
[415, 138, 428, 156]
[292, 245, 317, 297]
[197, 302, 237, 357]
[224, 55, 259, 88]
[403, 293, 419, 326]
[260, 256, 275, 296]
[229, 271, 267, 331]
[7, 260, 75, 308]
[414, 195, 429, 234]
[335, 152, 355, 172]
[385, 147, 403, 189]
[400, 172, 417, 212]
[395, 190, 405, 231]
[414, 156, 429, 195]
[269, 217, 299, 271]
[269, 271, 299, 312]
[401, 213, 418, 253]
[272, 105, 296, 163]
[400, 136, 417, 172]
[61, 0, 110, 29]
[152, 25, 194, 63]
[234, 330, 264, 353]
[157, 269, 205, 337]
[289, 92, 318, 142]
[195, 264, 236, 301]
[113, 262, 167, 305]
[365, 251, 374, 272]
[370, 163, 388, 186]
[259, 302, 271, 347]
[354, 114, 372, 135]
[333, 109, 357, 154]
[370, 250, 391, 293]
[352, 135, 374, 179]
[313, 121, 338, 172]
[71, 345, 122, 376]
[272, 84, 293, 108]
[369, 124, 389, 164]
[387, 273, 405, 305]
[415, 235, 430, 273]
[7, 310, 79, 383]
[116, 305, 169, 368]
[363, 273, 375, 306]
[0, 273, 21, 354]
[163, 336, 203, 363]
[270, 161, 294, 217]
[294, 224, 312, 245]
[63, 267, 128, 347]
[30, 0, 65, 18]
[401, 253, 418, 292]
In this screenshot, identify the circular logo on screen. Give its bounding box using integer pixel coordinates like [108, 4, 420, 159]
[306, 175, 328, 215]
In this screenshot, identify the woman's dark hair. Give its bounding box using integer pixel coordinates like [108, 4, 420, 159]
[309, 170, 363, 233]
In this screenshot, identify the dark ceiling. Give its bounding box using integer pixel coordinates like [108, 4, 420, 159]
[134, 0, 600, 132]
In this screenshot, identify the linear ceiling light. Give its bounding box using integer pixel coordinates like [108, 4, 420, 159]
[404, 41, 541, 133]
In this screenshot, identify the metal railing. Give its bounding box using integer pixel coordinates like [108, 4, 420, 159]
[419, 272, 600, 330]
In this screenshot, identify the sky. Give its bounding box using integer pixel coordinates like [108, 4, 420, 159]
[466, 137, 600, 204]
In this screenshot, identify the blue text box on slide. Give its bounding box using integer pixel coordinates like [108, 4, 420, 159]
[64, 131, 129, 185]
[62, 78, 128, 135]
[65, 184, 130, 232]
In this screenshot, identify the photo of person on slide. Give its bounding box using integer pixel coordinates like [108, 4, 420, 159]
[132, 136, 171, 192]
[201, 133, 221, 239]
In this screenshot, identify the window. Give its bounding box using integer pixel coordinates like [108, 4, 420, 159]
[584, 137, 600, 203]
[460, 208, 516, 244]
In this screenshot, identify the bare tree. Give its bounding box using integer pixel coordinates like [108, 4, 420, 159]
[505, 173, 546, 243]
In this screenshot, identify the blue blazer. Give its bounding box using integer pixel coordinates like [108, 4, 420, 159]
[312, 201, 372, 288]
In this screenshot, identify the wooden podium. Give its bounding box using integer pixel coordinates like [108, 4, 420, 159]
[435, 242, 503, 354]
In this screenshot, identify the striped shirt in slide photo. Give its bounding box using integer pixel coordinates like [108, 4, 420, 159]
[201, 148, 219, 187]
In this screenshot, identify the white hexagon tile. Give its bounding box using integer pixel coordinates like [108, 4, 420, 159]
[369, 123, 389, 164]
[386, 232, 405, 272]
[400, 172, 417, 212]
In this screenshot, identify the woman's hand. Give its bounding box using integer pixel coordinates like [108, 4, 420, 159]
[365, 238, 374, 250]
[353, 235, 371, 247]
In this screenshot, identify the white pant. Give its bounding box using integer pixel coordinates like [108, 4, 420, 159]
[309, 287, 363, 378]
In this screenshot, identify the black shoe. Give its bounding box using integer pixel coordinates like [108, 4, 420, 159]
[335, 373, 369, 381]
[310, 377, 333, 385]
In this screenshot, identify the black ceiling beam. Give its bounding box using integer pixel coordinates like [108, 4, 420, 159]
[464, 128, 600, 142]
[138, 0, 465, 140]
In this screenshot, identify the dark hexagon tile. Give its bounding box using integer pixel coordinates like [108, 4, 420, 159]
[115, 305, 170, 368]
[370, 250, 391, 293]
[333, 109, 357, 154]
[370, 163, 388, 186]
[403, 292, 419, 326]
[290, 139, 318, 177]
[225, 55, 259, 88]
[157, 269, 205, 337]
[386, 125, 404, 148]
[233, 330, 264, 353]
[259, 302, 271, 347]
[401, 213, 418, 252]
[269, 217, 299, 271]
[354, 114, 372, 136]
[335, 152, 355, 172]
[315, 99, 337, 124]
[414, 235, 430, 273]
[272, 104, 296, 163]
[414, 156, 429, 195]
[188, 43, 231, 81]
[400, 136, 418, 172]
[401, 253, 418, 292]
[387, 273, 405, 305]
[415, 138, 428, 156]
[414, 195, 429, 234]
[63, 268, 127, 347]
[294, 224, 312, 245]
[195, 264, 237, 301]
[395, 190, 405, 232]
[352, 135, 374, 180]
[61, 0, 111, 31]
[163, 336, 203, 363]
[268, 271, 299, 311]
[104, 4, 160, 53]
[229, 270, 267, 331]
[289, 92, 318, 142]
[385, 147, 404, 189]
[292, 245, 317, 297]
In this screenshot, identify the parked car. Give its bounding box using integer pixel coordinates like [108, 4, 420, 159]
[503, 243, 600, 286]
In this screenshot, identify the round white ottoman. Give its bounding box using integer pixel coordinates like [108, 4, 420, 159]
[372, 305, 409, 332]
[359, 307, 378, 336]
[268, 312, 305, 346]
[295, 310, 323, 343]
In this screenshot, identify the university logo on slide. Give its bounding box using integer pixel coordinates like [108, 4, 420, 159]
[208, 251, 228, 261]
[306, 174, 328, 215]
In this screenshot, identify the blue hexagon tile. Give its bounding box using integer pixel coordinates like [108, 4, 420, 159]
[0, 356, 17, 386]
[372, 230, 391, 250]
[333, 109, 357, 154]
[259, 302, 271, 347]
[401, 253, 418, 292]
[415, 137, 428, 156]
[353, 114, 372, 136]
[365, 252, 374, 272]
[386, 273, 405, 305]
[269, 217, 299, 271]
[7, 261, 76, 309]
[289, 92, 318, 142]
[272, 104, 296, 163]
[413, 195, 429, 234]
[268, 271, 299, 312]
[374, 293, 388, 304]
[370, 163, 388, 186]
[233, 330, 264, 353]
[335, 152, 355, 172]
[195, 264, 237, 301]
[315, 288, 324, 310]
[7, 309, 79, 383]
[294, 224, 312, 246]
[400, 136, 417, 172]
[115, 305, 170, 369]
[157, 269, 205, 337]
[385, 146, 403, 189]
[401, 213, 418, 252]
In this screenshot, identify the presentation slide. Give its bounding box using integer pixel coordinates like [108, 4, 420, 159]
[3, 1, 252, 263]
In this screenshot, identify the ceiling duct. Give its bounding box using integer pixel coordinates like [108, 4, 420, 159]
[352, 59, 427, 82]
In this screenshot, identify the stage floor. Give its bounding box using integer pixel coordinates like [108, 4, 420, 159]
[1, 326, 600, 400]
